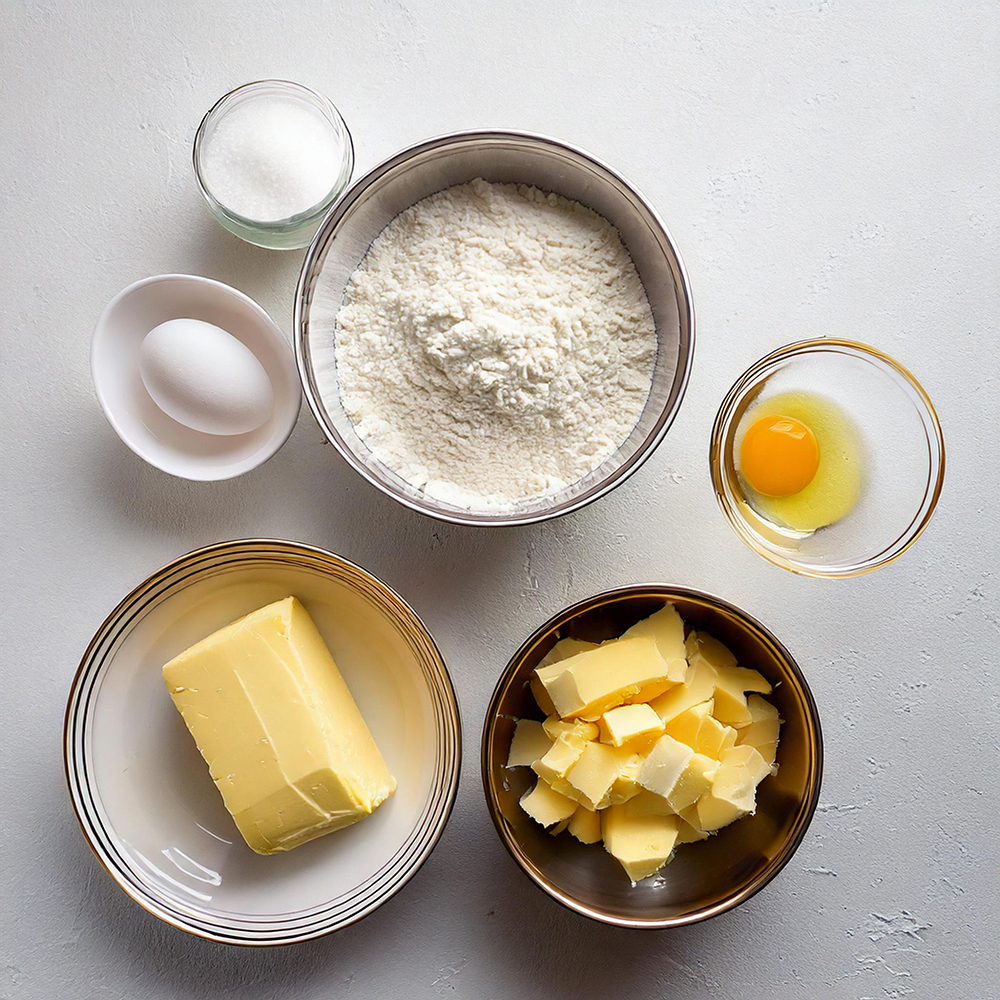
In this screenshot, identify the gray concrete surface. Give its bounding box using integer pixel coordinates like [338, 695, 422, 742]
[2, 1, 997, 997]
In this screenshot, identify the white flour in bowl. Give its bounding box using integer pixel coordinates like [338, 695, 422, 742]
[333, 178, 656, 509]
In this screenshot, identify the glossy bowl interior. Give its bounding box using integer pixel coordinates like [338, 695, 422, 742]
[64, 540, 461, 945]
[481, 586, 822, 928]
[710, 340, 945, 577]
[296, 130, 694, 526]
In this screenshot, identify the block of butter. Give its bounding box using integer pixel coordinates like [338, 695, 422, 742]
[162, 597, 396, 855]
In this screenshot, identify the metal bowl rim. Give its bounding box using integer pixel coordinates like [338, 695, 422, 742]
[293, 128, 695, 527]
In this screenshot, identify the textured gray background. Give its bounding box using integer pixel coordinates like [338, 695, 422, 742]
[2, 2, 998, 997]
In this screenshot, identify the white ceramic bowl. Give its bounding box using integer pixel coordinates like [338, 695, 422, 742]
[64, 540, 461, 945]
[91, 275, 301, 481]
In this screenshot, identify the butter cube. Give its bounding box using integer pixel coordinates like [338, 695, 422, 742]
[737, 695, 782, 767]
[533, 731, 589, 785]
[602, 806, 680, 882]
[621, 603, 688, 685]
[534, 636, 670, 719]
[162, 597, 396, 855]
[607, 752, 646, 805]
[712, 665, 773, 727]
[568, 805, 602, 844]
[564, 742, 633, 810]
[664, 700, 714, 748]
[695, 764, 757, 832]
[666, 753, 718, 813]
[687, 631, 737, 672]
[696, 716, 738, 759]
[638, 734, 693, 800]
[530, 638, 599, 713]
[648, 658, 718, 725]
[720, 745, 770, 784]
[506, 720, 553, 768]
[549, 816, 572, 836]
[520, 779, 578, 828]
[675, 815, 710, 844]
[625, 789, 676, 817]
[542, 715, 599, 743]
[598, 703, 664, 747]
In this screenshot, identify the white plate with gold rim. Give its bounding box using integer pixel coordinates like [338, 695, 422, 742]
[64, 539, 461, 945]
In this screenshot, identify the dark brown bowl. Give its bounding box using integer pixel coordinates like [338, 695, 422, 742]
[481, 585, 823, 928]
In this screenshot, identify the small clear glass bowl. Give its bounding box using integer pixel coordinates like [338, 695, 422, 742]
[710, 339, 945, 578]
[193, 80, 354, 251]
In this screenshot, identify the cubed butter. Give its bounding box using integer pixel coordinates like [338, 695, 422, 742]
[736, 695, 782, 767]
[648, 658, 718, 725]
[607, 752, 646, 805]
[565, 742, 634, 810]
[533, 731, 589, 785]
[638, 734, 693, 800]
[506, 719, 553, 768]
[696, 716, 738, 759]
[520, 779, 578, 828]
[531, 638, 599, 713]
[568, 805, 602, 844]
[621, 603, 688, 685]
[664, 699, 714, 748]
[625, 789, 676, 817]
[543, 715, 600, 742]
[720, 745, 771, 784]
[667, 753, 718, 813]
[687, 631, 737, 672]
[162, 596, 396, 855]
[712, 665, 773, 727]
[535, 636, 671, 719]
[602, 805, 680, 882]
[598, 703, 664, 747]
[695, 764, 757, 832]
[675, 814, 710, 844]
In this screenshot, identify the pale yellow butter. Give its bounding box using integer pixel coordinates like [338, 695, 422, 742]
[520, 779, 578, 827]
[564, 742, 634, 810]
[598, 703, 664, 747]
[666, 753, 718, 813]
[602, 805, 680, 882]
[648, 658, 718, 724]
[162, 596, 396, 855]
[542, 715, 600, 742]
[638, 734, 693, 800]
[535, 636, 671, 719]
[530, 638, 599, 713]
[620, 603, 688, 685]
[720, 745, 771, 784]
[533, 731, 589, 785]
[695, 764, 757, 832]
[506, 719, 554, 768]
[606, 752, 646, 805]
[712, 665, 772, 727]
[568, 805, 602, 844]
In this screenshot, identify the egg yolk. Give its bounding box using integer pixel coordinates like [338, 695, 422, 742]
[740, 415, 820, 497]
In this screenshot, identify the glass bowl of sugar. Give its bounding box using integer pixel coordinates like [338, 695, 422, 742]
[193, 80, 354, 250]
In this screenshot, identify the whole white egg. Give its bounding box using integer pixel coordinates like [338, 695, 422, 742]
[138, 318, 274, 436]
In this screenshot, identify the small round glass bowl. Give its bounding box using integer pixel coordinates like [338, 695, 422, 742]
[710, 339, 945, 578]
[193, 80, 354, 251]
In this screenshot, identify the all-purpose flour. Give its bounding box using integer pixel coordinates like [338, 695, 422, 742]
[333, 179, 657, 509]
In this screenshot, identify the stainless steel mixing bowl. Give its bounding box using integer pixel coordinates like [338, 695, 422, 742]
[294, 130, 694, 526]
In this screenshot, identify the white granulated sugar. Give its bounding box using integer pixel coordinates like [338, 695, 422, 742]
[333, 179, 657, 510]
[200, 96, 343, 222]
